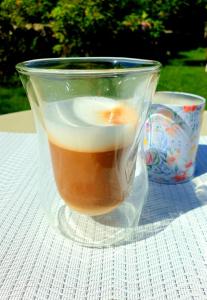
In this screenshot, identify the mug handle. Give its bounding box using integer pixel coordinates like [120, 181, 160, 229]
[147, 103, 192, 139]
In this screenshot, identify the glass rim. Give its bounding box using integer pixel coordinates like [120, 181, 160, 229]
[16, 57, 161, 76]
[154, 91, 206, 106]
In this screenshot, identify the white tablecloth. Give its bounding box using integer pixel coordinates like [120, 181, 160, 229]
[0, 133, 207, 300]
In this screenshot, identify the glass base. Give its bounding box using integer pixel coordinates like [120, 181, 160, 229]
[57, 202, 138, 248]
[56, 163, 148, 248]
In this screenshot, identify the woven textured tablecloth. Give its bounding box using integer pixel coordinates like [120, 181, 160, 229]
[0, 133, 207, 300]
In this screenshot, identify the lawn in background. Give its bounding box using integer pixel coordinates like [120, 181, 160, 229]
[0, 48, 206, 115]
[157, 48, 207, 102]
[0, 86, 30, 115]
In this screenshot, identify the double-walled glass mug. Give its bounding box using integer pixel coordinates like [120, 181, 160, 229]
[16, 58, 160, 247]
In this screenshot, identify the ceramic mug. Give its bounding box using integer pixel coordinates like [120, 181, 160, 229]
[144, 91, 205, 184]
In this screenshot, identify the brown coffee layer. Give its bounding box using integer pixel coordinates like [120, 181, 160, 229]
[49, 140, 128, 215]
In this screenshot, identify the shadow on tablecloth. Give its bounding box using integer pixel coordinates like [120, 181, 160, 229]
[194, 144, 207, 176]
[133, 144, 207, 242]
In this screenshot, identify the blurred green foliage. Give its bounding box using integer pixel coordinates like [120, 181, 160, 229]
[0, 0, 57, 82]
[0, 0, 206, 84]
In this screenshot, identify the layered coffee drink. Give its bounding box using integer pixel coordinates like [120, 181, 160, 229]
[44, 97, 138, 216]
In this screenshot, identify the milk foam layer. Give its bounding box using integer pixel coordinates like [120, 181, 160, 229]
[44, 97, 138, 152]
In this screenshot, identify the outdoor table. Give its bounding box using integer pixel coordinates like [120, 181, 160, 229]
[0, 110, 206, 299]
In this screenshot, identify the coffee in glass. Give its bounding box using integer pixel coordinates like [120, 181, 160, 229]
[16, 57, 160, 247]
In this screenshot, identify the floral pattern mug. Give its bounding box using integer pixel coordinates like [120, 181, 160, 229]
[144, 91, 205, 184]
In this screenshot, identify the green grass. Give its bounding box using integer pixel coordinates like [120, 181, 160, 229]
[157, 48, 207, 106]
[0, 86, 30, 115]
[0, 47, 206, 114]
[158, 65, 207, 102]
[168, 47, 206, 65]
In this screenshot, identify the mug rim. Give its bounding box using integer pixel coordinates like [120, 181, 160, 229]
[16, 57, 161, 77]
[154, 91, 206, 107]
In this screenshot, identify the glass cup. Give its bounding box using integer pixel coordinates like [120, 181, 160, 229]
[16, 57, 160, 247]
[144, 91, 206, 184]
